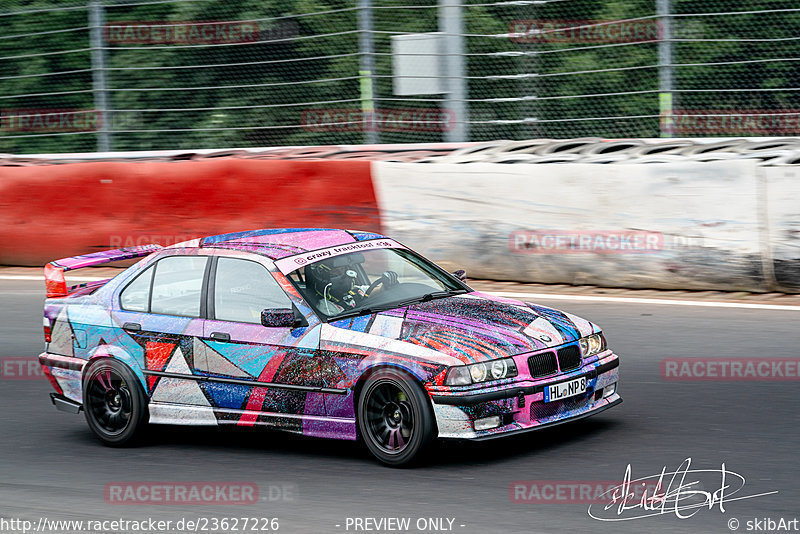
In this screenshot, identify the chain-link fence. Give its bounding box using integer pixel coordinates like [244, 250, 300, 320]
[2, 0, 800, 154]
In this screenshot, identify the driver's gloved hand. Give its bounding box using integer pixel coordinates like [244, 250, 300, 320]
[381, 271, 399, 286]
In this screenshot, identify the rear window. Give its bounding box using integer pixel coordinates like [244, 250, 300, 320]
[150, 256, 208, 317]
[119, 265, 154, 312]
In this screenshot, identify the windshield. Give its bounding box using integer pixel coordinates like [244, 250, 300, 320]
[285, 248, 467, 320]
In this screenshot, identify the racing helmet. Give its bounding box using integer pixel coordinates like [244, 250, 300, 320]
[306, 254, 364, 306]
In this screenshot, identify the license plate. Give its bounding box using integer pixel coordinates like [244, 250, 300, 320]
[544, 376, 587, 402]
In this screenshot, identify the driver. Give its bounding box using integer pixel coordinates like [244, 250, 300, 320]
[307, 257, 398, 315]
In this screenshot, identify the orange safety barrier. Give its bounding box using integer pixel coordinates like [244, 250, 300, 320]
[0, 158, 379, 265]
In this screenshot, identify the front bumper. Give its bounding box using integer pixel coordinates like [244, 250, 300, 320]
[429, 352, 620, 439]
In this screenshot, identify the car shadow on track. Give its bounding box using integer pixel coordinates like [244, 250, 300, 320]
[428, 418, 625, 468]
[140, 425, 373, 464]
[63, 414, 625, 469]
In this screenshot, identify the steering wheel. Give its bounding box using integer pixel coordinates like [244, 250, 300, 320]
[365, 271, 398, 297]
[365, 277, 385, 297]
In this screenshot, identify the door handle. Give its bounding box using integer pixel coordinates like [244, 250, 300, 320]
[209, 332, 230, 341]
[122, 322, 141, 332]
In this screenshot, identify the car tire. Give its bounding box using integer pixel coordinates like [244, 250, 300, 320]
[357, 368, 436, 467]
[82, 358, 148, 447]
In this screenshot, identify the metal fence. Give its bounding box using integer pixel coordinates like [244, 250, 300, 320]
[1, 0, 800, 154]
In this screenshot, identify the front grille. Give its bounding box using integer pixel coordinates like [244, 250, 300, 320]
[557, 345, 582, 372]
[530, 390, 593, 421]
[528, 351, 558, 378]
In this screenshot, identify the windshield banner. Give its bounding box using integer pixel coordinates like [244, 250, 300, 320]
[274, 238, 406, 274]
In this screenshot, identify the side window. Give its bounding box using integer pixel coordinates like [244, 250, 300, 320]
[214, 257, 291, 323]
[150, 256, 208, 317]
[120, 265, 154, 312]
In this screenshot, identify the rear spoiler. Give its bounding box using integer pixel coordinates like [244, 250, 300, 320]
[44, 244, 163, 298]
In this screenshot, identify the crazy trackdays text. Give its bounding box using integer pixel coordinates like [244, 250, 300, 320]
[275, 239, 400, 274]
[0, 517, 279, 533]
[302, 241, 394, 262]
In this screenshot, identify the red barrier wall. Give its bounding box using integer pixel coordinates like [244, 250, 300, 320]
[0, 158, 379, 265]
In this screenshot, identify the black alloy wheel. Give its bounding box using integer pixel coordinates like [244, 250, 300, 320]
[357, 368, 435, 466]
[83, 359, 147, 446]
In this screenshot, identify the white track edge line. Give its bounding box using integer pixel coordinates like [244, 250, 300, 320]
[0, 275, 108, 281]
[2, 275, 798, 311]
[487, 291, 800, 311]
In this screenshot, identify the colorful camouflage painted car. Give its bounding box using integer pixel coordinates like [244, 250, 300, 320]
[39, 228, 621, 465]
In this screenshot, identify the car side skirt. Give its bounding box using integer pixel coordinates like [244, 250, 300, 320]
[147, 402, 358, 440]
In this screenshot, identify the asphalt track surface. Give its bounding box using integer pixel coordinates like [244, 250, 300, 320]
[1, 278, 798, 534]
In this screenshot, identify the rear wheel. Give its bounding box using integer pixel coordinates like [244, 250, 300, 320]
[83, 359, 147, 446]
[357, 368, 435, 466]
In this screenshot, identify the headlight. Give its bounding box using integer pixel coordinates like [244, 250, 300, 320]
[470, 363, 487, 383]
[445, 358, 518, 386]
[579, 332, 607, 357]
[490, 359, 509, 379]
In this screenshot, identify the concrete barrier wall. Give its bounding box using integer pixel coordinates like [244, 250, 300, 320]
[373, 160, 797, 292]
[1, 153, 798, 292]
[764, 167, 800, 291]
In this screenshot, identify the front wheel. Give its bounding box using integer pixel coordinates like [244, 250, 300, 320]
[357, 368, 436, 466]
[83, 358, 148, 446]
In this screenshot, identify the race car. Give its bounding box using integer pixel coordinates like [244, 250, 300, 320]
[39, 228, 620, 466]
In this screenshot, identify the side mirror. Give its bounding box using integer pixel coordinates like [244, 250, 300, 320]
[452, 269, 467, 282]
[261, 308, 304, 328]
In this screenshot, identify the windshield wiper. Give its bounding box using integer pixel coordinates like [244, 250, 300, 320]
[391, 288, 468, 308]
[329, 303, 398, 321]
[419, 288, 467, 301]
[328, 307, 376, 321]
